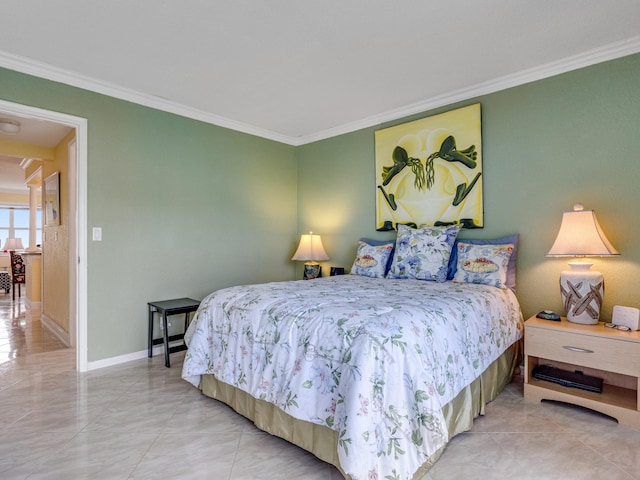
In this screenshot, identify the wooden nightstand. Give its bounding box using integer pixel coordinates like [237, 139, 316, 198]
[524, 315, 640, 428]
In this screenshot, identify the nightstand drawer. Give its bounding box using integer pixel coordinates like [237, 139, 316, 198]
[525, 326, 639, 377]
[524, 315, 640, 428]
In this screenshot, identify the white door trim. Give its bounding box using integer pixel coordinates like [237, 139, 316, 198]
[67, 137, 78, 350]
[0, 99, 88, 372]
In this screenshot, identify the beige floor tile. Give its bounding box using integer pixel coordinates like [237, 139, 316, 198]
[1, 294, 639, 480]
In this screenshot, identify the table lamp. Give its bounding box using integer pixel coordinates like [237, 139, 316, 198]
[546, 204, 619, 324]
[292, 232, 329, 279]
[2, 238, 24, 252]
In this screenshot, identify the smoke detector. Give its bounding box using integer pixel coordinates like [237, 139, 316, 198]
[0, 118, 21, 135]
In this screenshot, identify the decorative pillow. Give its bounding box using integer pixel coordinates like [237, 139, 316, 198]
[447, 234, 519, 291]
[387, 224, 461, 282]
[359, 237, 396, 275]
[452, 243, 514, 289]
[350, 241, 394, 278]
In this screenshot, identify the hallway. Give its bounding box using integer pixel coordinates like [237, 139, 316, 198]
[0, 294, 68, 364]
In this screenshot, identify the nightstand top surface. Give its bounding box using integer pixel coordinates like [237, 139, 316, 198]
[525, 315, 640, 343]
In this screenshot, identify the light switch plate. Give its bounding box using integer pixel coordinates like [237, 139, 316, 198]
[92, 227, 102, 241]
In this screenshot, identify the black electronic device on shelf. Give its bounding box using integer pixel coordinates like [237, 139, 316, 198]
[531, 365, 603, 393]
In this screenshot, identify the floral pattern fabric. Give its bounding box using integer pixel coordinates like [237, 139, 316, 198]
[387, 224, 460, 282]
[453, 243, 514, 289]
[10, 252, 25, 283]
[182, 275, 522, 480]
[350, 241, 394, 278]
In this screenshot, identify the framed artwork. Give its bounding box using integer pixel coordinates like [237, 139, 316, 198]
[375, 103, 483, 231]
[44, 171, 60, 226]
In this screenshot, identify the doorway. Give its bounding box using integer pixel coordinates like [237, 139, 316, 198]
[0, 99, 88, 371]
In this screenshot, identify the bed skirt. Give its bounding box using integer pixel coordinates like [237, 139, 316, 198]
[200, 340, 522, 479]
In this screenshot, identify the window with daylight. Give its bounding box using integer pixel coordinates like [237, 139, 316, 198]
[0, 207, 42, 249]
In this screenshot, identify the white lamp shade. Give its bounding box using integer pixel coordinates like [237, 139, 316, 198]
[546, 205, 618, 257]
[291, 233, 329, 262]
[2, 238, 24, 250]
[546, 204, 618, 324]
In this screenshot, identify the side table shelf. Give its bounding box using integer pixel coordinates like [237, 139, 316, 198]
[523, 316, 640, 428]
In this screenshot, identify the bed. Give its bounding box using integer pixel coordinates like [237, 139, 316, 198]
[182, 227, 523, 480]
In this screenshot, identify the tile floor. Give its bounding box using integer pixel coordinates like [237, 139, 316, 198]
[1, 292, 639, 479]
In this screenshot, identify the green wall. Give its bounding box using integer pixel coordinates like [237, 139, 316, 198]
[0, 67, 298, 362]
[297, 53, 640, 321]
[1, 52, 639, 363]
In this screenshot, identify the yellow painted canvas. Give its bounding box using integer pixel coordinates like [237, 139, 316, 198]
[375, 103, 483, 230]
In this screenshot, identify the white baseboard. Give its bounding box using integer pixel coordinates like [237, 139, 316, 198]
[86, 344, 179, 371]
[25, 299, 42, 315]
[41, 313, 71, 347]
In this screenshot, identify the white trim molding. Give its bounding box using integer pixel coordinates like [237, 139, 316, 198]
[87, 346, 168, 371]
[297, 36, 640, 145]
[0, 50, 293, 146]
[0, 99, 89, 372]
[1, 36, 639, 147]
[25, 298, 42, 316]
[41, 312, 71, 347]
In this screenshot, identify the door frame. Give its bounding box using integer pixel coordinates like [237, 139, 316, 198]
[0, 99, 88, 372]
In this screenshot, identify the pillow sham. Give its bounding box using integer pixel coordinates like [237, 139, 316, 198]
[360, 237, 396, 248]
[452, 242, 514, 289]
[387, 224, 460, 282]
[350, 241, 395, 278]
[447, 234, 519, 291]
[359, 237, 396, 275]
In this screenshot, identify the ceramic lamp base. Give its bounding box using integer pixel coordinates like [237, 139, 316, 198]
[303, 263, 322, 280]
[560, 262, 603, 325]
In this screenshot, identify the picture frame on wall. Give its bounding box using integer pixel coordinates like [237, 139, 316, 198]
[44, 171, 60, 226]
[375, 103, 483, 231]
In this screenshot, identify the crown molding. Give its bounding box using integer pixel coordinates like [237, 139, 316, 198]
[2, 36, 640, 147]
[294, 36, 640, 146]
[0, 51, 296, 145]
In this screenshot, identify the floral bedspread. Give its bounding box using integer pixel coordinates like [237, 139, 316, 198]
[182, 275, 522, 480]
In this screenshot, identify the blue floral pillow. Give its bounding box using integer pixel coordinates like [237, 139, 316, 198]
[387, 224, 461, 282]
[350, 241, 394, 278]
[453, 243, 514, 289]
[446, 234, 519, 291]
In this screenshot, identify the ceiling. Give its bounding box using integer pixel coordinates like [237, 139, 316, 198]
[0, 114, 73, 194]
[0, 156, 28, 195]
[1, 1, 640, 146]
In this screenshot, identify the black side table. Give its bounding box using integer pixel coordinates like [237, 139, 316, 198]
[148, 298, 200, 367]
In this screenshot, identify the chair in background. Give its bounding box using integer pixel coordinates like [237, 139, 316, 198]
[0, 270, 10, 294]
[9, 251, 25, 301]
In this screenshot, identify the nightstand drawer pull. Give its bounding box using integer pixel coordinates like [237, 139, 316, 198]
[563, 346, 594, 353]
